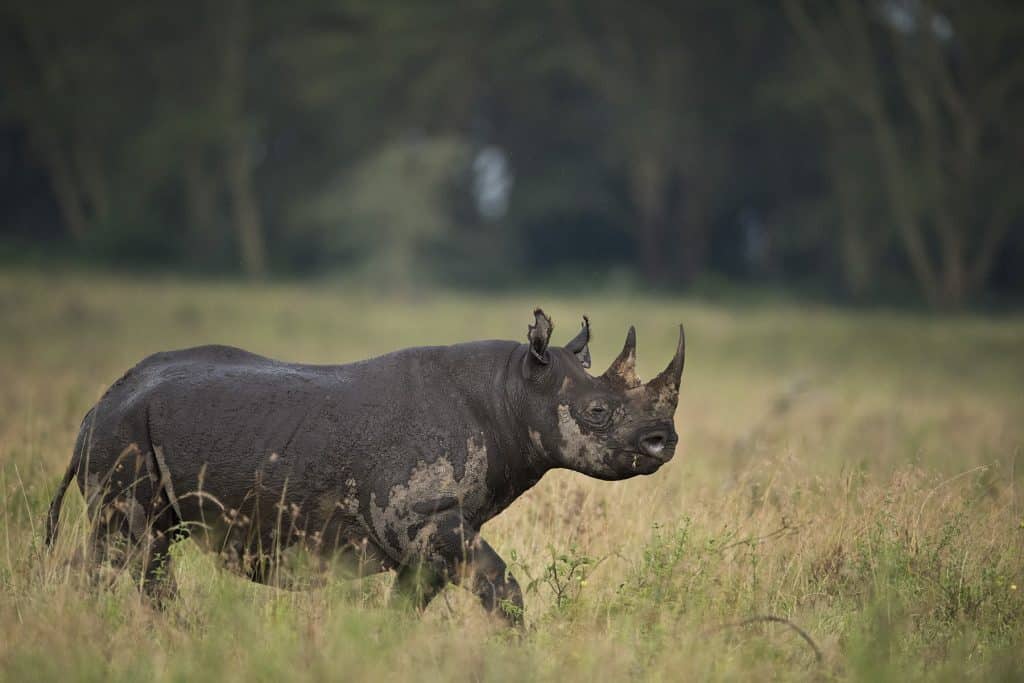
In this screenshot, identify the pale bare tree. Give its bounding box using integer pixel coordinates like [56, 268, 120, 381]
[785, 0, 1024, 307]
[219, 0, 267, 278]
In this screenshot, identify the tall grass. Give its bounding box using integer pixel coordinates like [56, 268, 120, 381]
[1, 270, 1022, 681]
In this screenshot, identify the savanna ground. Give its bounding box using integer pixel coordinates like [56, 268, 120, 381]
[1, 269, 1022, 681]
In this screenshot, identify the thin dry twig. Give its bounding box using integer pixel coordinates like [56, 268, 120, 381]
[706, 614, 824, 666]
[913, 464, 990, 547]
[716, 521, 803, 553]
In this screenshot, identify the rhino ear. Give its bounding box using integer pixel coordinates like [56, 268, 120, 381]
[527, 308, 553, 364]
[565, 315, 591, 369]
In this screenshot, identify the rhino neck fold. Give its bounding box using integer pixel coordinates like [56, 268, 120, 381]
[488, 345, 552, 502]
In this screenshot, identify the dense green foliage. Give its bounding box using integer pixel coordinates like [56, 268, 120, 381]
[1, 271, 1023, 679]
[1, 1, 1022, 306]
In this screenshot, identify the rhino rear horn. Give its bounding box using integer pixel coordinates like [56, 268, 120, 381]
[602, 326, 640, 388]
[565, 316, 591, 369]
[647, 325, 686, 394]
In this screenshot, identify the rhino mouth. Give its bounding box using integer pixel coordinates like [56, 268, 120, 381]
[619, 448, 673, 472]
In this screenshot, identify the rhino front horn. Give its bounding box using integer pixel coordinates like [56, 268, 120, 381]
[602, 326, 640, 388]
[647, 325, 686, 393]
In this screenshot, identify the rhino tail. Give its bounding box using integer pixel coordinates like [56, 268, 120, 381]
[46, 406, 95, 548]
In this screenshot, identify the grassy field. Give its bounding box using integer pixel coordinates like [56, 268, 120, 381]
[1, 269, 1022, 681]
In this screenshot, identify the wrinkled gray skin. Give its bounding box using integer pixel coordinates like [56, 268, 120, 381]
[46, 309, 684, 624]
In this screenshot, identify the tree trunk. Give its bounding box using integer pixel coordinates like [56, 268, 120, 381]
[183, 149, 219, 264]
[33, 128, 89, 243]
[72, 136, 110, 227]
[828, 139, 874, 297]
[628, 156, 667, 284]
[636, 214, 662, 284]
[936, 213, 967, 308]
[674, 173, 709, 286]
[220, 0, 266, 278]
[969, 191, 1023, 293]
[866, 113, 944, 307]
[225, 134, 266, 278]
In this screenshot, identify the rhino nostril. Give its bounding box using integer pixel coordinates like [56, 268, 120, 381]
[639, 431, 668, 457]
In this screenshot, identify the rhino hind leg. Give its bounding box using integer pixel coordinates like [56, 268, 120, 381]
[82, 445, 182, 606]
[84, 499, 178, 606]
[140, 528, 178, 606]
[87, 504, 133, 578]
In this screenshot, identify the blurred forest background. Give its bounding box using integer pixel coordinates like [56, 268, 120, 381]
[1, 0, 1022, 309]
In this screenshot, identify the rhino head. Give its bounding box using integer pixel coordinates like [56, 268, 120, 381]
[519, 309, 684, 480]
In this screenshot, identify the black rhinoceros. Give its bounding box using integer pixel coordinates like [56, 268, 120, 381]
[47, 309, 684, 623]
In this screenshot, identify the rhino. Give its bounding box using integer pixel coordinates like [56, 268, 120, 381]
[46, 309, 684, 623]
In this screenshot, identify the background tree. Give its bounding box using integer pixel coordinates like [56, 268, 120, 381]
[0, 0, 1021, 305]
[784, 0, 1024, 307]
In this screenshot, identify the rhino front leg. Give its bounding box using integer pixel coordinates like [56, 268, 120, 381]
[396, 515, 523, 626]
[460, 535, 524, 625]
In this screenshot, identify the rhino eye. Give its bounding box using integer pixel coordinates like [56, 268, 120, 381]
[583, 401, 611, 425]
